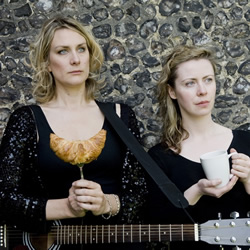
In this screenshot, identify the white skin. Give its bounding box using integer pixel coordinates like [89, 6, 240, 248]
[40, 28, 119, 220]
[168, 58, 250, 205]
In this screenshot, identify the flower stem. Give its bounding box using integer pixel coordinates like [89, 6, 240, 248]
[78, 163, 84, 179]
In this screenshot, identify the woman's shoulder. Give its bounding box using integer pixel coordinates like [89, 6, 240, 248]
[232, 129, 250, 153]
[232, 129, 250, 145]
[6, 105, 36, 127]
[148, 142, 168, 155]
[233, 129, 250, 138]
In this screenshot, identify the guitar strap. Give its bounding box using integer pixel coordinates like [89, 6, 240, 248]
[97, 101, 189, 209]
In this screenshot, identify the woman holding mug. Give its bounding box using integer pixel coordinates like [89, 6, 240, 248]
[145, 45, 250, 250]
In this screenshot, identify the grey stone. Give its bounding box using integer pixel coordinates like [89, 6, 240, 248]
[0, 73, 8, 86]
[230, 7, 243, 20]
[18, 20, 29, 33]
[204, 11, 214, 29]
[178, 17, 191, 33]
[203, 0, 216, 8]
[192, 32, 211, 45]
[9, 37, 30, 52]
[159, 23, 173, 38]
[0, 108, 11, 122]
[115, 22, 137, 37]
[93, 8, 109, 21]
[230, 23, 250, 39]
[223, 40, 244, 58]
[159, 0, 181, 16]
[92, 24, 112, 39]
[233, 77, 249, 94]
[110, 8, 124, 21]
[245, 9, 250, 22]
[28, 15, 47, 29]
[5, 57, 17, 71]
[183, 1, 203, 13]
[217, 110, 233, 124]
[233, 107, 248, 124]
[225, 61, 238, 75]
[192, 16, 201, 29]
[139, 19, 158, 39]
[125, 38, 146, 55]
[11, 74, 32, 90]
[141, 52, 160, 67]
[78, 0, 95, 8]
[0, 21, 15, 35]
[14, 3, 32, 17]
[238, 60, 250, 75]
[122, 56, 139, 74]
[151, 41, 167, 55]
[106, 39, 125, 61]
[215, 11, 229, 26]
[126, 93, 145, 107]
[110, 64, 121, 76]
[141, 133, 159, 149]
[133, 70, 151, 88]
[114, 75, 129, 94]
[126, 5, 140, 20]
[78, 14, 93, 25]
[245, 39, 250, 51]
[0, 86, 20, 105]
[214, 95, 239, 108]
[218, 0, 235, 8]
[36, 0, 53, 12]
[0, 40, 6, 54]
[144, 4, 157, 19]
[243, 95, 250, 107]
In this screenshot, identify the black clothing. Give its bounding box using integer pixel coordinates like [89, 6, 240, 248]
[145, 130, 250, 250]
[0, 102, 147, 250]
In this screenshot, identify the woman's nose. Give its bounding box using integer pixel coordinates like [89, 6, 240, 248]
[70, 51, 80, 65]
[197, 82, 207, 95]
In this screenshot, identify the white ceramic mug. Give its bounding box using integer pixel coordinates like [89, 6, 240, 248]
[200, 150, 237, 188]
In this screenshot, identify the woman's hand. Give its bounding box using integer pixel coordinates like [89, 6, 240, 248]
[197, 175, 238, 198]
[185, 175, 238, 205]
[68, 179, 109, 216]
[230, 148, 250, 194]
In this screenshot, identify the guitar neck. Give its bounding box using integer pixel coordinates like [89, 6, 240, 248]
[52, 224, 198, 245]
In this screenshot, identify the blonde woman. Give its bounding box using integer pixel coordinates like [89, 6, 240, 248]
[0, 16, 147, 250]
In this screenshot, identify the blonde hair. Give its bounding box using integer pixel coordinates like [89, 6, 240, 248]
[29, 15, 104, 103]
[158, 45, 217, 153]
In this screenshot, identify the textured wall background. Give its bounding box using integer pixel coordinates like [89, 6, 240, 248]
[0, 0, 250, 149]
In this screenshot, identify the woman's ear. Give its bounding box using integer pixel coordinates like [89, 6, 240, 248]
[168, 85, 177, 99]
[48, 64, 51, 72]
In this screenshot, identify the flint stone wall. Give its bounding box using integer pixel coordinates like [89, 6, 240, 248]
[0, 0, 250, 148]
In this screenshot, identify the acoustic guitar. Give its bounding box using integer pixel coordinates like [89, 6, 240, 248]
[1, 218, 250, 250]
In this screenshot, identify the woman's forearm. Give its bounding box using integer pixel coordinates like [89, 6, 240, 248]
[184, 184, 203, 205]
[46, 198, 80, 220]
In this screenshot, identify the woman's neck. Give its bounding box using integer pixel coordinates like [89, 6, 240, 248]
[182, 114, 218, 138]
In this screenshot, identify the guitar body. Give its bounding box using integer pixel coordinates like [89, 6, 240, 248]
[0, 225, 58, 250]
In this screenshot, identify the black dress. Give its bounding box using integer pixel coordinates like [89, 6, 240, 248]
[0, 103, 147, 250]
[145, 130, 250, 250]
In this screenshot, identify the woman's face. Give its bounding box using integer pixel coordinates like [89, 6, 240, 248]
[48, 28, 90, 88]
[168, 58, 216, 119]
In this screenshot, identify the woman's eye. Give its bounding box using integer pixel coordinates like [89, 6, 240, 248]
[78, 47, 85, 52]
[206, 77, 213, 83]
[186, 81, 194, 86]
[58, 49, 67, 55]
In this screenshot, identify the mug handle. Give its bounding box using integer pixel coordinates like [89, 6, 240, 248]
[228, 152, 237, 158]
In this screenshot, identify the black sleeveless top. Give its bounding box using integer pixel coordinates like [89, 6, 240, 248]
[30, 105, 126, 225]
